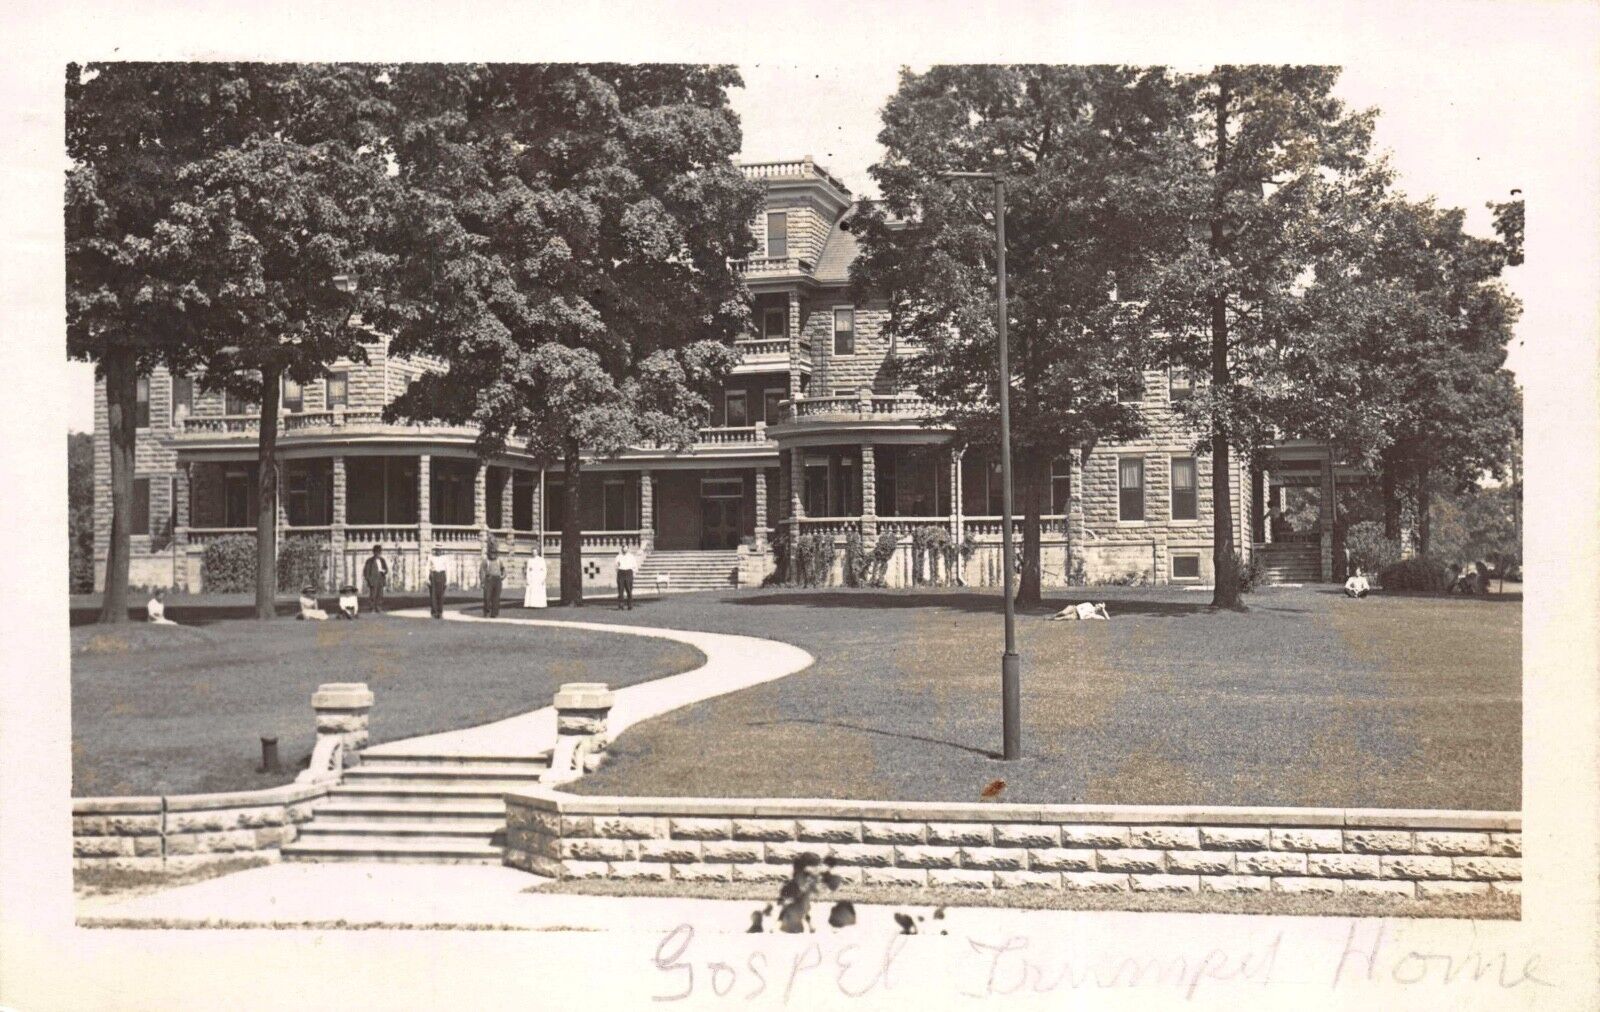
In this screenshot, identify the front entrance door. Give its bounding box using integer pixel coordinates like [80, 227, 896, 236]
[700, 478, 744, 549]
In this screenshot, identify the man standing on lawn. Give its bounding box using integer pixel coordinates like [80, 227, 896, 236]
[615, 544, 637, 610]
[362, 544, 389, 614]
[480, 541, 506, 618]
[428, 544, 449, 619]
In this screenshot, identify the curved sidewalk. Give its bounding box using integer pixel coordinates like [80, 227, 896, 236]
[364, 609, 814, 758]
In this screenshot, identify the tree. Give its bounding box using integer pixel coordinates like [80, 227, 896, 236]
[67, 63, 279, 622]
[1142, 66, 1381, 608]
[852, 66, 1199, 606]
[157, 65, 398, 618]
[68, 432, 96, 593]
[376, 65, 763, 605]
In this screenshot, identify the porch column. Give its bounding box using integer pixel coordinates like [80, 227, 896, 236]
[754, 467, 769, 550]
[1319, 452, 1336, 581]
[174, 462, 192, 534]
[860, 444, 877, 536]
[949, 448, 963, 539]
[639, 469, 655, 551]
[417, 454, 433, 549]
[330, 455, 347, 587]
[789, 447, 807, 534]
[474, 462, 489, 547]
[777, 454, 792, 527]
[787, 292, 804, 401]
[500, 465, 515, 542]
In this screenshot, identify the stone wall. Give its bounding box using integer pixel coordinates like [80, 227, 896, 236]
[801, 297, 895, 396]
[73, 781, 330, 870]
[504, 791, 1520, 900]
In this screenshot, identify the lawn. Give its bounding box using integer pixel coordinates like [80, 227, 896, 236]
[71, 613, 704, 796]
[553, 585, 1521, 810]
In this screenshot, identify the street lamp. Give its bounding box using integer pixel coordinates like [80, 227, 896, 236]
[942, 170, 1020, 761]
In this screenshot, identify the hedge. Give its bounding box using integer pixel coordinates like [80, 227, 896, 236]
[199, 533, 330, 593]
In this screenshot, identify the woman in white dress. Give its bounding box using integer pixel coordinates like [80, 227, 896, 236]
[523, 550, 548, 609]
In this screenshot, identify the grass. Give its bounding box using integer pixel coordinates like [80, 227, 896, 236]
[72, 612, 703, 796]
[532, 878, 1519, 921]
[74, 856, 271, 899]
[550, 584, 1520, 810]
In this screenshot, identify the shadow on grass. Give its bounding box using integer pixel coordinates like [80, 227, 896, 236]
[748, 716, 1004, 760]
[1305, 586, 1524, 604]
[730, 591, 1215, 619]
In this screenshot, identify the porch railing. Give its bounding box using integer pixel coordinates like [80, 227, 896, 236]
[784, 394, 933, 422]
[182, 526, 256, 547]
[795, 517, 861, 538]
[344, 524, 421, 544]
[734, 337, 788, 357]
[733, 256, 814, 276]
[430, 524, 482, 544]
[696, 424, 766, 446]
[963, 515, 1067, 538]
[541, 529, 647, 551]
[874, 517, 950, 538]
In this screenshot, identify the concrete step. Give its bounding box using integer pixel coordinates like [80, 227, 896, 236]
[298, 819, 500, 840]
[313, 799, 507, 823]
[281, 838, 503, 864]
[357, 753, 550, 769]
[344, 763, 548, 785]
[329, 783, 525, 803]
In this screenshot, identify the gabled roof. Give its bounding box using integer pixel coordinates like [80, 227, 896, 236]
[812, 207, 862, 286]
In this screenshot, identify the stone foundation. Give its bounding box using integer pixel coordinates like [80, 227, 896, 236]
[504, 791, 1520, 900]
[73, 782, 331, 870]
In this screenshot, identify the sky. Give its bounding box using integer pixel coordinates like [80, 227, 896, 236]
[65, 62, 1534, 432]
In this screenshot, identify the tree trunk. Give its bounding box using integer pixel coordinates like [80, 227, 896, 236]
[1416, 462, 1432, 558]
[255, 365, 282, 620]
[1381, 452, 1402, 541]
[560, 442, 583, 606]
[97, 346, 137, 624]
[1016, 450, 1045, 608]
[1209, 74, 1241, 610]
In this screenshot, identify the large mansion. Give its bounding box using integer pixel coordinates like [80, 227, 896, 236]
[93, 158, 1351, 594]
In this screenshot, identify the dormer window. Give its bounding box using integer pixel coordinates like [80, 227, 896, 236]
[766, 212, 788, 259]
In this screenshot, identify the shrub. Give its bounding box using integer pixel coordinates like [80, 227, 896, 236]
[1215, 551, 1265, 595]
[200, 534, 257, 592]
[277, 535, 330, 593]
[808, 534, 837, 586]
[868, 531, 898, 587]
[1065, 554, 1087, 587]
[1345, 521, 1402, 576]
[841, 531, 866, 587]
[1379, 556, 1452, 592]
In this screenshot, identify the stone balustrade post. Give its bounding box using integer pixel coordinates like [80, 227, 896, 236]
[554, 682, 615, 774]
[860, 444, 877, 537]
[753, 466, 769, 550]
[639, 470, 654, 552]
[310, 682, 372, 772]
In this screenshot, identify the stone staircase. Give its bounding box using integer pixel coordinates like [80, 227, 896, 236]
[636, 549, 741, 592]
[281, 753, 549, 864]
[1255, 543, 1323, 584]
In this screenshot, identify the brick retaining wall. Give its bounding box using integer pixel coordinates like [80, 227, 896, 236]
[73, 782, 330, 870]
[504, 790, 1520, 900]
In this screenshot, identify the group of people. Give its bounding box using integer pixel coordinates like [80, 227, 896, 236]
[147, 541, 644, 625]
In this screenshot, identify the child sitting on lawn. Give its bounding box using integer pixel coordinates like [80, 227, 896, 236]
[297, 586, 328, 621]
[337, 584, 360, 619]
[146, 588, 177, 625]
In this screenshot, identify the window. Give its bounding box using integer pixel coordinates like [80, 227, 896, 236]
[1172, 554, 1201, 580]
[486, 467, 508, 529]
[766, 212, 787, 259]
[171, 375, 194, 423]
[346, 456, 416, 525]
[544, 478, 567, 531]
[603, 480, 628, 531]
[512, 471, 537, 531]
[1118, 457, 1145, 521]
[833, 307, 855, 356]
[134, 376, 151, 428]
[222, 466, 256, 526]
[131, 477, 151, 535]
[326, 371, 349, 408]
[430, 458, 477, 525]
[763, 389, 786, 425]
[284, 460, 332, 526]
[763, 308, 787, 339]
[1050, 458, 1072, 515]
[724, 391, 749, 427]
[225, 390, 252, 416]
[282, 376, 304, 412]
[1171, 457, 1198, 521]
[1169, 368, 1194, 402]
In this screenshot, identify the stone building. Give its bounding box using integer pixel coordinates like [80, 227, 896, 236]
[94, 157, 1353, 595]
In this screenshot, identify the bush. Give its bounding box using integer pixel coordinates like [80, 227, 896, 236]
[200, 534, 257, 592]
[868, 531, 898, 587]
[808, 535, 837, 586]
[277, 535, 330, 593]
[841, 531, 866, 587]
[1345, 521, 1401, 575]
[1379, 556, 1452, 592]
[1213, 551, 1264, 595]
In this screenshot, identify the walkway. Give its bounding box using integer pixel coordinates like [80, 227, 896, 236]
[365, 608, 814, 758]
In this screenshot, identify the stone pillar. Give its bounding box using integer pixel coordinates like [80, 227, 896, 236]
[790, 447, 807, 525]
[860, 444, 877, 536]
[950, 448, 964, 584]
[312, 682, 372, 765]
[417, 455, 433, 575]
[787, 292, 804, 401]
[500, 464, 515, 539]
[474, 462, 489, 544]
[554, 682, 614, 775]
[753, 466, 769, 549]
[639, 469, 654, 551]
[1319, 453, 1336, 582]
[330, 455, 347, 589]
[777, 454, 791, 527]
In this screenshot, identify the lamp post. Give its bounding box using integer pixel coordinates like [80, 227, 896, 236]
[942, 170, 1020, 761]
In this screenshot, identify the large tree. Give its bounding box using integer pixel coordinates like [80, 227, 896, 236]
[852, 65, 1198, 605]
[67, 64, 283, 622]
[156, 65, 397, 619]
[1145, 66, 1380, 607]
[375, 64, 763, 604]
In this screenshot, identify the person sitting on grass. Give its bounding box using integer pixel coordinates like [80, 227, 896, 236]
[146, 588, 177, 625]
[1344, 568, 1371, 599]
[337, 584, 360, 620]
[297, 585, 328, 621]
